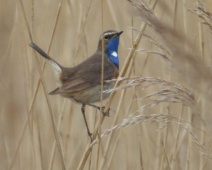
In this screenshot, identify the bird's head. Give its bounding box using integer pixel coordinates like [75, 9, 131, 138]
[97, 30, 123, 68]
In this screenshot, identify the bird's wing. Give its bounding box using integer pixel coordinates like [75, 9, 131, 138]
[50, 52, 118, 95]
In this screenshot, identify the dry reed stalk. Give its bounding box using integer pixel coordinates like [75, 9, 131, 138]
[127, 3, 212, 168]
[188, 2, 212, 169]
[159, 109, 169, 170]
[157, 4, 174, 167]
[171, 105, 184, 170]
[173, 0, 178, 28]
[90, 112, 209, 152]
[107, 1, 120, 29]
[99, 39, 141, 168]
[73, 0, 93, 64]
[128, 0, 212, 97]
[137, 124, 144, 170]
[189, 1, 212, 35]
[185, 109, 192, 170]
[189, 1, 211, 169]
[1, 2, 34, 169]
[89, 76, 204, 141]
[101, 5, 168, 168]
[39, 1, 68, 169]
[0, 22, 15, 77]
[103, 0, 158, 110]
[170, 0, 189, 169]
[99, 58, 135, 169]
[9, 0, 32, 169]
[61, 102, 70, 145]
[3, 0, 212, 169]
[135, 34, 173, 64]
[8, 0, 66, 170]
[87, 73, 212, 169]
[197, 2, 205, 170]
[77, 1, 159, 169]
[98, 3, 137, 169]
[48, 99, 67, 170]
[135, 35, 158, 170]
[97, 0, 105, 169]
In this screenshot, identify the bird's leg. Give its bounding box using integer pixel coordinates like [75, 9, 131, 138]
[81, 104, 92, 140]
[86, 103, 110, 117]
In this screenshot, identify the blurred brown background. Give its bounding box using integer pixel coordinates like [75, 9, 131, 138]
[1, 0, 212, 170]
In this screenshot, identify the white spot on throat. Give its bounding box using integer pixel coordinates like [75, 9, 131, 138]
[111, 51, 118, 57]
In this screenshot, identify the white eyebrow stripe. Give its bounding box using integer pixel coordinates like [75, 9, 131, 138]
[104, 32, 115, 37]
[111, 51, 118, 57]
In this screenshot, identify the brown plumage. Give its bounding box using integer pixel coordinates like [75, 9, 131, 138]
[50, 50, 118, 103]
[30, 30, 123, 138]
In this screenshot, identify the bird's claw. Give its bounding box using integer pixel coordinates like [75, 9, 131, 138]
[101, 106, 110, 117]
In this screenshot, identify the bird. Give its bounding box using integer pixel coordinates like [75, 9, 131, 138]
[30, 30, 123, 139]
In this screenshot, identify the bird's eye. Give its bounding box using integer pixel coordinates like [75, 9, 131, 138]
[104, 35, 110, 40]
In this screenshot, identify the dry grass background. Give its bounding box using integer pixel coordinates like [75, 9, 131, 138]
[1, 0, 212, 169]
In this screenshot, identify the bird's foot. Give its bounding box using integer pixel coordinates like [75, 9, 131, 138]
[86, 103, 110, 117]
[100, 106, 110, 117]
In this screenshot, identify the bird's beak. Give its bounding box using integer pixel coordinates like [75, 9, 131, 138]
[116, 31, 123, 37]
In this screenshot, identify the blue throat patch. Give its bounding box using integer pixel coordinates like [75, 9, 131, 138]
[106, 37, 120, 68]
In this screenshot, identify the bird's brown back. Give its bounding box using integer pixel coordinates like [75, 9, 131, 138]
[50, 51, 119, 95]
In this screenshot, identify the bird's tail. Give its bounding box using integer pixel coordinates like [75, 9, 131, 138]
[30, 42, 62, 86]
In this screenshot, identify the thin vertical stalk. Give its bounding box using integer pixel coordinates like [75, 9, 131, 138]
[77, 1, 159, 169]
[197, 1, 205, 169]
[185, 110, 192, 170]
[10, 0, 66, 170]
[171, 105, 184, 170]
[74, 0, 93, 64]
[99, 57, 134, 169]
[96, 0, 105, 169]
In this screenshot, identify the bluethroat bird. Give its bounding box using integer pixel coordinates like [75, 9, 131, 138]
[30, 30, 123, 138]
